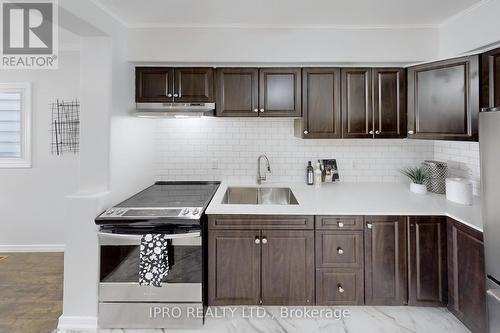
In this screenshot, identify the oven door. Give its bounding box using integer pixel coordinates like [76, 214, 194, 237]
[98, 230, 202, 303]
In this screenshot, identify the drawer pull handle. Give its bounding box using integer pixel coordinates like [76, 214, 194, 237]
[337, 247, 344, 255]
[338, 285, 344, 293]
[261, 237, 268, 244]
[254, 237, 260, 244]
[337, 222, 344, 228]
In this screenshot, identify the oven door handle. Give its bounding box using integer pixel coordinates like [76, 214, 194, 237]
[98, 231, 201, 246]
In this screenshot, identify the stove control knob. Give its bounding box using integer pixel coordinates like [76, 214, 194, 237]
[192, 208, 200, 215]
[106, 209, 115, 215]
[182, 208, 190, 215]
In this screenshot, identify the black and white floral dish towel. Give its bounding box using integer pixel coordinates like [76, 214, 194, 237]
[139, 234, 170, 287]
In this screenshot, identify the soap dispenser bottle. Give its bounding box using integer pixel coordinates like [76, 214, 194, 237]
[306, 161, 314, 185]
[314, 161, 322, 187]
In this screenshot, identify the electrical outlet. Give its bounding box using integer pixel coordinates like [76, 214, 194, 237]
[211, 159, 218, 169]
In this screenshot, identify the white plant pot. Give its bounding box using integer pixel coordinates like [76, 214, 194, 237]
[410, 183, 428, 195]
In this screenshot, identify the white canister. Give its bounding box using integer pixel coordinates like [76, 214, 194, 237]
[446, 178, 473, 205]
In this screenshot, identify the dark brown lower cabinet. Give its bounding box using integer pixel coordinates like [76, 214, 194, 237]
[408, 216, 447, 306]
[364, 216, 407, 305]
[261, 230, 315, 305]
[207, 217, 315, 306]
[316, 268, 364, 305]
[207, 230, 261, 305]
[447, 218, 488, 333]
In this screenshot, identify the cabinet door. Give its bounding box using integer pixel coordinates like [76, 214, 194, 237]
[261, 230, 314, 305]
[481, 47, 500, 108]
[364, 216, 407, 305]
[259, 68, 301, 117]
[208, 230, 261, 305]
[372, 68, 406, 138]
[447, 218, 487, 333]
[173, 67, 214, 102]
[341, 68, 373, 138]
[135, 67, 174, 102]
[297, 68, 341, 138]
[215, 68, 259, 117]
[408, 216, 447, 306]
[407, 56, 479, 141]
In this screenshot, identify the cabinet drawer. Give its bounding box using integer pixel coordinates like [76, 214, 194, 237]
[316, 216, 364, 230]
[316, 269, 364, 305]
[316, 231, 363, 268]
[208, 215, 314, 230]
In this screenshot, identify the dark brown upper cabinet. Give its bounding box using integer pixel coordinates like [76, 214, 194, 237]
[364, 216, 407, 305]
[372, 68, 406, 138]
[341, 68, 406, 139]
[407, 56, 480, 141]
[136, 67, 214, 103]
[136, 67, 174, 103]
[174, 67, 214, 102]
[295, 68, 341, 138]
[447, 218, 488, 333]
[481, 47, 500, 109]
[216, 68, 301, 117]
[259, 68, 302, 117]
[408, 216, 447, 307]
[342, 68, 373, 138]
[216, 68, 259, 117]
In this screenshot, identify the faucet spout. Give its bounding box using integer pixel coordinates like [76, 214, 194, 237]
[257, 154, 271, 184]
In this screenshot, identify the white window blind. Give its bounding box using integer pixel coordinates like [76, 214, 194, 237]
[0, 83, 31, 168]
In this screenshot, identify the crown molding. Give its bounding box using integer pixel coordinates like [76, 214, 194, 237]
[439, 0, 493, 27]
[126, 23, 438, 30]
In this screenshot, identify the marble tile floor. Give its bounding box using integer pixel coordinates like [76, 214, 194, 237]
[53, 305, 471, 333]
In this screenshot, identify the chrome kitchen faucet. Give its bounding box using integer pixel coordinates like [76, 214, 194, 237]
[257, 154, 271, 184]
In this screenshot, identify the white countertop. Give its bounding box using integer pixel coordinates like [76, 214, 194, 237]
[206, 182, 483, 232]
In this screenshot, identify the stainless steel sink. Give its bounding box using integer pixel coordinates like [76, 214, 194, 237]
[221, 187, 298, 205]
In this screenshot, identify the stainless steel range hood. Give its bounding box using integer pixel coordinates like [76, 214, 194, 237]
[135, 102, 215, 118]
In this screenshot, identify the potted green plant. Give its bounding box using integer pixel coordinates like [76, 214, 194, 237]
[400, 166, 429, 194]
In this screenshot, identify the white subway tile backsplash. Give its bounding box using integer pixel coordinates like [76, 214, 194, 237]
[153, 118, 480, 194]
[154, 118, 438, 184]
[434, 141, 480, 195]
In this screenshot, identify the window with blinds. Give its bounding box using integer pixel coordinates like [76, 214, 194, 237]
[0, 83, 31, 168]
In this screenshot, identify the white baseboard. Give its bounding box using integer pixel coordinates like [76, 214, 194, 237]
[57, 315, 98, 330]
[0, 244, 65, 252]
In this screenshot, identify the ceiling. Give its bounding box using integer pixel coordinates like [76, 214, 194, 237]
[93, 0, 483, 28]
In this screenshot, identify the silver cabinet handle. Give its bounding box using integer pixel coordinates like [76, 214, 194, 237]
[369, 130, 374, 135]
[337, 222, 344, 228]
[167, 93, 173, 98]
[367, 223, 372, 229]
[254, 237, 260, 244]
[261, 237, 268, 244]
[408, 130, 414, 135]
[303, 130, 309, 135]
[338, 285, 345, 293]
[173, 93, 179, 98]
[375, 130, 381, 134]
[259, 108, 265, 113]
[253, 108, 258, 113]
[337, 247, 344, 255]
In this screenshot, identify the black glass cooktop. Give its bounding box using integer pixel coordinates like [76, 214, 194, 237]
[118, 181, 220, 208]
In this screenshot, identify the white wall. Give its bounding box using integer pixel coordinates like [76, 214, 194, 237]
[439, 0, 500, 57]
[0, 51, 80, 248]
[128, 26, 439, 64]
[154, 118, 434, 183]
